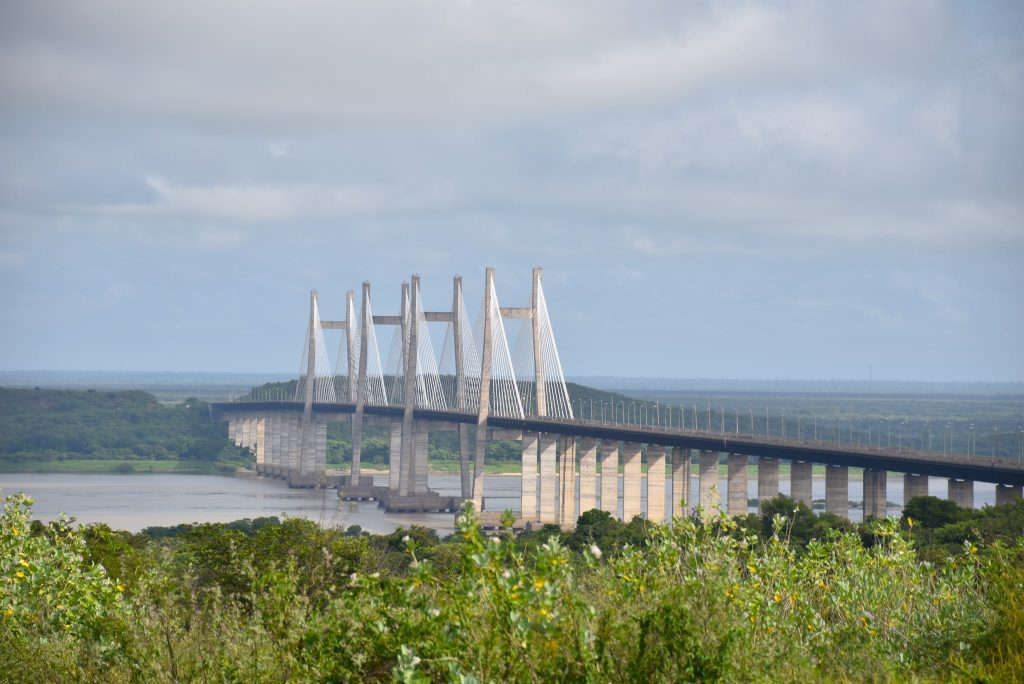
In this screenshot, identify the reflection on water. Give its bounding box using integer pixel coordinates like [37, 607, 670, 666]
[0, 471, 998, 534]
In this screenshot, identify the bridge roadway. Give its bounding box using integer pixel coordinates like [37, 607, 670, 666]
[212, 400, 1024, 488]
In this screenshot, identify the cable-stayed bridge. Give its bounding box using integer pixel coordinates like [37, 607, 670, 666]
[212, 267, 1024, 528]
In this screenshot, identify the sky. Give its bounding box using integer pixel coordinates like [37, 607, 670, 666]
[1, 1, 1022, 382]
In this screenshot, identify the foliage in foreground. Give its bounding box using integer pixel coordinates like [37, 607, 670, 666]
[2, 493, 1023, 682]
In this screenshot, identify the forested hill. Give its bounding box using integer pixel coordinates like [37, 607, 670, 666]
[0, 387, 234, 463]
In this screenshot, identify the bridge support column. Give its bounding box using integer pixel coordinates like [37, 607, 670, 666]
[313, 416, 327, 476]
[996, 483, 1023, 506]
[699, 450, 719, 511]
[559, 436, 576, 528]
[727, 454, 747, 517]
[790, 460, 812, 508]
[458, 424, 471, 499]
[228, 417, 238, 445]
[864, 469, 888, 518]
[290, 413, 303, 473]
[903, 473, 929, 503]
[521, 432, 538, 519]
[275, 414, 288, 475]
[578, 438, 598, 515]
[388, 421, 402, 491]
[265, 413, 279, 475]
[255, 416, 266, 470]
[758, 457, 779, 510]
[672, 447, 690, 518]
[825, 465, 848, 518]
[948, 478, 974, 509]
[538, 434, 557, 523]
[647, 445, 666, 523]
[414, 424, 429, 495]
[600, 441, 619, 518]
[241, 417, 252, 450]
[622, 442, 643, 521]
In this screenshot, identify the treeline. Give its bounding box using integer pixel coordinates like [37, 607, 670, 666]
[0, 388, 236, 463]
[3, 493, 1023, 681]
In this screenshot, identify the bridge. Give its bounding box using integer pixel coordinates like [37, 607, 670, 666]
[211, 267, 1024, 529]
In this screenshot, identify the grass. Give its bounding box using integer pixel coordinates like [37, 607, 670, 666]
[0, 459, 243, 475]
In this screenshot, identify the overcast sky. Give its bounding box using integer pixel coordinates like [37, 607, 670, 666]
[1, 2, 1021, 382]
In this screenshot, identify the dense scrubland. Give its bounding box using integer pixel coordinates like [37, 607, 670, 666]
[3, 493, 1023, 682]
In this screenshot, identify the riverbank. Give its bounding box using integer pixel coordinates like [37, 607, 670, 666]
[0, 459, 243, 475]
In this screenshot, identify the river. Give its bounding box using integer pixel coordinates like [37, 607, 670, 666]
[0, 471, 997, 534]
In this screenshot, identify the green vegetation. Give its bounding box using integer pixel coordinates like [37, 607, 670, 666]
[3, 492, 1023, 682]
[0, 388, 242, 471]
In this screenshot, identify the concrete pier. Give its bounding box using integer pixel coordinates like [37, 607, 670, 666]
[996, 483, 1023, 505]
[313, 416, 327, 474]
[389, 421, 402, 491]
[255, 417, 265, 466]
[790, 460, 813, 508]
[600, 441, 619, 517]
[521, 432, 538, 518]
[647, 445, 666, 522]
[727, 453, 747, 516]
[671, 447, 690, 518]
[559, 436, 576, 527]
[271, 413, 284, 472]
[414, 425, 429, 494]
[539, 434, 557, 523]
[578, 438, 598, 514]
[757, 457, 779, 510]
[948, 478, 974, 509]
[903, 473, 929, 503]
[864, 469, 888, 518]
[699, 450, 719, 511]
[825, 465, 848, 518]
[622, 442, 643, 521]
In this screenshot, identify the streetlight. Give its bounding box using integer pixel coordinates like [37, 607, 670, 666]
[734, 408, 739, 436]
[749, 409, 754, 435]
[720, 406, 725, 435]
[706, 402, 712, 434]
[692, 405, 698, 433]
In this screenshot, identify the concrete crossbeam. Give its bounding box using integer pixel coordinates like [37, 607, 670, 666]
[727, 453, 747, 517]
[600, 441, 619, 518]
[864, 469, 888, 519]
[757, 457, 779, 510]
[948, 478, 974, 509]
[790, 460, 813, 508]
[699, 450, 719, 511]
[539, 434, 557, 523]
[647, 445, 666, 523]
[671, 447, 691, 518]
[578, 438, 598, 515]
[521, 432, 539, 518]
[825, 465, 848, 518]
[622, 442, 643, 521]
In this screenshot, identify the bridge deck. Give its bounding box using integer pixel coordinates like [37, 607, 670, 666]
[211, 401, 1024, 486]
